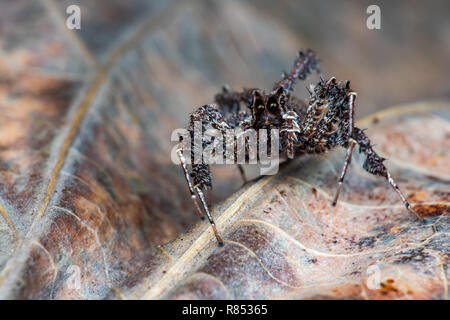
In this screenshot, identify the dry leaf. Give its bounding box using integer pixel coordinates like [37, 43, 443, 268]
[130, 103, 450, 300]
[0, 0, 448, 299]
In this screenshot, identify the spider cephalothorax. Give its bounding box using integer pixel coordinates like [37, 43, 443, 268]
[176, 49, 419, 246]
[249, 87, 285, 129]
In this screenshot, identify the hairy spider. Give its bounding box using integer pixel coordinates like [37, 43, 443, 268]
[176, 49, 419, 246]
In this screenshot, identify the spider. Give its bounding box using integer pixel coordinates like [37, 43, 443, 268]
[176, 49, 419, 246]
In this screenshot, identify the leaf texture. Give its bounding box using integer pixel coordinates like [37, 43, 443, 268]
[0, 0, 448, 299]
[136, 104, 449, 300]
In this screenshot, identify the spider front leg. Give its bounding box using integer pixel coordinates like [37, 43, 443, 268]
[177, 148, 205, 221]
[332, 92, 357, 206]
[177, 151, 223, 245]
[191, 163, 223, 245]
[177, 104, 232, 245]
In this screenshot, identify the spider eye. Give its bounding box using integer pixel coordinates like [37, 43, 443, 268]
[268, 103, 278, 112]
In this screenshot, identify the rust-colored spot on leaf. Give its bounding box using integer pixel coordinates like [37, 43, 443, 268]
[413, 203, 449, 218]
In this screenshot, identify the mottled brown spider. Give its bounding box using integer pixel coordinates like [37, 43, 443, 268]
[177, 49, 419, 246]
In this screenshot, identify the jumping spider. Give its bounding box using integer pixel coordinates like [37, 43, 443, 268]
[177, 49, 419, 246]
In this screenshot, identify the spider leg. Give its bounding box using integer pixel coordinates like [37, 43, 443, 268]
[332, 138, 356, 206]
[300, 93, 330, 139]
[273, 49, 319, 92]
[235, 117, 254, 184]
[190, 163, 224, 243]
[237, 164, 247, 184]
[332, 92, 356, 206]
[214, 87, 254, 114]
[280, 110, 301, 159]
[180, 104, 233, 245]
[353, 127, 421, 219]
[177, 149, 205, 220]
[206, 185, 212, 207]
[195, 185, 223, 246]
[288, 94, 309, 117]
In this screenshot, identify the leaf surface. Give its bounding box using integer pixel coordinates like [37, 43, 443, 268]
[135, 103, 450, 300]
[0, 0, 448, 299]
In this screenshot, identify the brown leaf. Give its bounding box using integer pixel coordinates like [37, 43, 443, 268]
[131, 103, 449, 300]
[0, 0, 448, 300]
